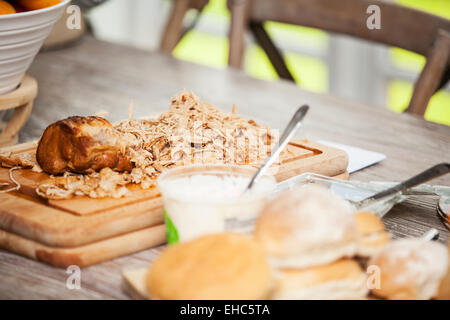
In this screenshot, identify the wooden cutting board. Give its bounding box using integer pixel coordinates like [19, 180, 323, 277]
[0, 138, 348, 268]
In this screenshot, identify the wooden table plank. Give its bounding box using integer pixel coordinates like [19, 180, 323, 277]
[1, 36, 449, 299]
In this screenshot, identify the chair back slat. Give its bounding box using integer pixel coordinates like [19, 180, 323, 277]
[249, 0, 450, 56]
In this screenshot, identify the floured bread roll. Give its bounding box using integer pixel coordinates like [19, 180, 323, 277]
[271, 259, 368, 300]
[254, 185, 358, 269]
[354, 211, 390, 258]
[369, 239, 448, 300]
[437, 241, 450, 300]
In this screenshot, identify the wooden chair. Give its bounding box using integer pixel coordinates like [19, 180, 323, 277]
[227, 0, 450, 117]
[160, 0, 210, 53]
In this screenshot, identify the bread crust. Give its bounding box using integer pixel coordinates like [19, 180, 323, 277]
[146, 233, 273, 300]
[355, 211, 390, 257]
[272, 259, 368, 300]
[437, 241, 450, 300]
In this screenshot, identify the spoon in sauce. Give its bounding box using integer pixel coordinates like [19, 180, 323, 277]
[245, 105, 309, 191]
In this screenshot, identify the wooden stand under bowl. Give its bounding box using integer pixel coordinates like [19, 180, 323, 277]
[0, 76, 37, 147]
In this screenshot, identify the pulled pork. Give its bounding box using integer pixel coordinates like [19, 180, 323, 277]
[4, 91, 279, 199]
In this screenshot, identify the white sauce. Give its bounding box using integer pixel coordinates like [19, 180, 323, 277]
[160, 174, 274, 203]
[159, 173, 275, 242]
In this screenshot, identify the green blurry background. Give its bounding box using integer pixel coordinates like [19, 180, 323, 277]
[171, 0, 450, 126]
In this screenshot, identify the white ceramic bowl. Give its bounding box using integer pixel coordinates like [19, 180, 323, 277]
[0, 0, 70, 95]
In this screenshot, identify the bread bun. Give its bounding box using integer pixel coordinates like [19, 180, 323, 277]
[146, 233, 272, 300]
[272, 259, 368, 300]
[355, 211, 390, 257]
[255, 185, 358, 268]
[437, 240, 450, 300]
[369, 239, 448, 300]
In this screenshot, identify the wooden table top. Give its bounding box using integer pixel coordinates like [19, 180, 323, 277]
[1, 36, 449, 299]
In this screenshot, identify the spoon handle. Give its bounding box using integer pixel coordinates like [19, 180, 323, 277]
[362, 163, 450, 203]
[246, 105, 309, 190]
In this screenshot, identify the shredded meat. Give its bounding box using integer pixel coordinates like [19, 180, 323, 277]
[0, 150, 36, 169]
[2, 91, 279, 199]
[35, 168, 131, 199]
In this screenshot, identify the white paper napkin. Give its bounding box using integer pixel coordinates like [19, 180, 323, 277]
[318, 140, 386, 173]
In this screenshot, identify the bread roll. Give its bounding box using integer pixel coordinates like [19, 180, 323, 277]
[272, 259, 368, 300]
[146, 233, 273, 300]
[255, 185, 358, 268]
[369, 239, 448, 300]
[355, 211, 390, 257]
[437, 240, 450, 300]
